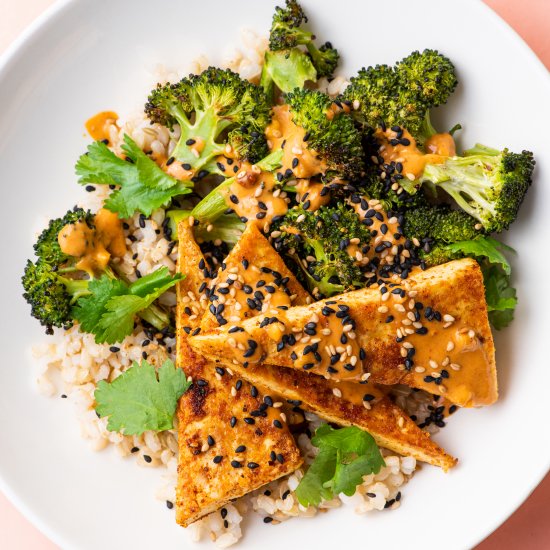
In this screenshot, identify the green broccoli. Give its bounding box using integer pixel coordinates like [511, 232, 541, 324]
[353, 163, 429, 212]
[284, 88, 364, 179]
[341, 49, 457, 144]
[260, 0, 339, 96]
[22, 209, 178, 337]
[145, 67, 271, 173]
[400, 204, 483, 266]
[402, 204, 482, 244]
[418, 145, 535, 233]
[167, 210, 245, 246]
[272, 203, 371, 297]
[34, 208, 95, 265]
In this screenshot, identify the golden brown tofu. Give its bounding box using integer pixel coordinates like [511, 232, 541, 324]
[200, 224, 311, 333]
[175, 223, 302, 527]
[193, 224, 456, 470]
[190, 259, 497, 408]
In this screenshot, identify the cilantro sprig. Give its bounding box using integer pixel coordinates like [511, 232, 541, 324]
[95, 359, 191, 435]
[76, 134, 193, 217]
[295, 424, 385, 507]
[445, 237, 517, 329]
[73, 266, 183, 344]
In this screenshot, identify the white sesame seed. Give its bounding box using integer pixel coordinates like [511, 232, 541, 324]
[332, 388, 342, 398]
[443, 314, 455, 323]
[446, 341, 455, 352]
[415, 366, 425, 373]
[378, 305, 389, 313]
[394, 304, 406, 313]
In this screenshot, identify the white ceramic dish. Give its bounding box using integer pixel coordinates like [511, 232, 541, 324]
[0, 1, 549, 548]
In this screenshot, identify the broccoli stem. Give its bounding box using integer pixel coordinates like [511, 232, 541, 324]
[60, 277, 91, 302]
[137, 303, 171, 331]
[260, 62, 275, 103]
[167, 209, 244, 245]
[422, 159, 497, 223]
[171, 108, 229, 172]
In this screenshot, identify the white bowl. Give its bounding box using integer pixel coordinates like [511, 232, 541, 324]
[0, 0, 549, 549]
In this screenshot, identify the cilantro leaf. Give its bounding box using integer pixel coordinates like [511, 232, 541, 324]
[482, 264, 517, 329]
[73, 276, 128, 333]
[75, 134, 193, 217]
[445, 236, 513, 275]
[295, 425, 384, 507]
[294, 447, 337, 507]
[73, 267, 183, 344]
[444, 237, 517, 330]
[94, 359, 191, 435]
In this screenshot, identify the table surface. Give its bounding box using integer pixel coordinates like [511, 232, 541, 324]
[1, 0, 549, 548]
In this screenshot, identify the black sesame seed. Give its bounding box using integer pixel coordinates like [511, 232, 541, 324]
[213, 455, 223, 464]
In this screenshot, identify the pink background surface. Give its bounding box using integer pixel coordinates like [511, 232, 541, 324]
[0, 0, 548, 548]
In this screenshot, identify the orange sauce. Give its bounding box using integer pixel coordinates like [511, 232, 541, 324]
[266, 105, 328, 179]
[295, 180, 331, 211]
[85, 111, 118, 142]
[57, 208, 126, 275]
[222, 169, 289, 229]
[375, 128, 454, 180]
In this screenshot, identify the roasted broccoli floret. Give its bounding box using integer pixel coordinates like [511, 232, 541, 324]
[22, 209, 173, 334]
[145, 67, 271, 171]
[34, 208, 94, 265]
[341, 49, 457, 143]
[273, 203, 371, 297]
[261, 0, 339, 96]
[418, 145, 535, 233]
[353, 165, 429, 212]
[285, 88, 364, 179]
[402, 204, 482, 244]
[22, 259, 88, 331]
[401, 204, 483, 266]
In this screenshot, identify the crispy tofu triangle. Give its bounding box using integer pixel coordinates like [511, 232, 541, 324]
[190, 258, 496, 408]
[200, 223, 311, 333]
[175, 223, 302, 527]
[194, 224, 456, 470]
